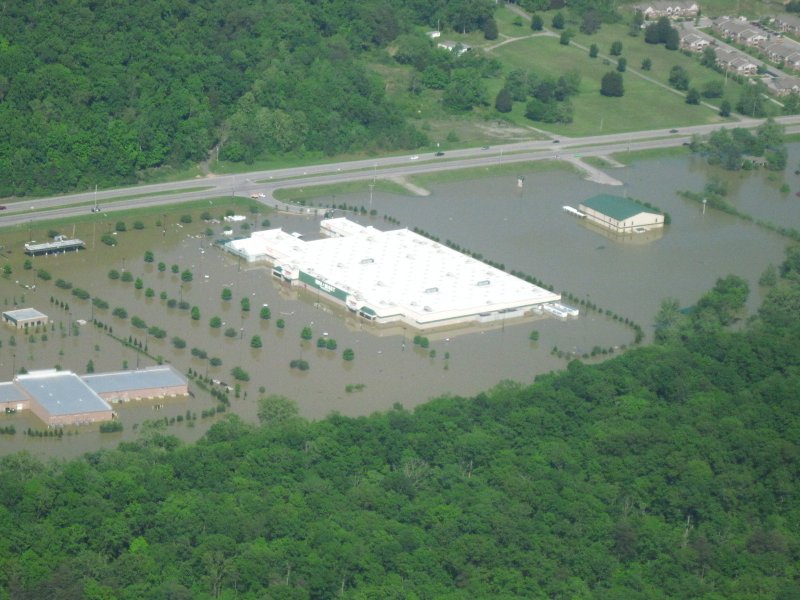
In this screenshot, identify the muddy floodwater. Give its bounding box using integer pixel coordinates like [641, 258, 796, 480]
[0, 146, 796, 459]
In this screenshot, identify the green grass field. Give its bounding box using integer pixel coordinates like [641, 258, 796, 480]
[0, 198, 265, 235]
[494, 7, 533, 37]
[374, 4, 760, 143]
[490, 35, 729, 136]
[567, 21, 745, 108]
[274, 180, 410, 202]
[369, 58, 548, 149]
[609, 146, 692, 162]
[409, 159, 577, 187]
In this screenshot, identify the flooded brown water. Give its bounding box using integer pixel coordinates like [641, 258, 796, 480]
[0, 147, 795, 459]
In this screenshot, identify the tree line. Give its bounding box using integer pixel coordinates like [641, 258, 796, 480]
[0, 0, 501, 196]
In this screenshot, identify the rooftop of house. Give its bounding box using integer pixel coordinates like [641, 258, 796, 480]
[581, 195, 659, 221]
[638, 1, 698, 9]
[774, 14, 800, 27]
[771, 76, 800, 89]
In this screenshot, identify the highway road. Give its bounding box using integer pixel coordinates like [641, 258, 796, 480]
[4, 114, 800, 228]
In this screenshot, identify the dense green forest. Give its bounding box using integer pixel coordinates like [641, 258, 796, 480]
[0, 247, 798, 598]
[0, 0, 507, 197]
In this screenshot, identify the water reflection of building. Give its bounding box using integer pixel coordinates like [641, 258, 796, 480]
[581, 218, 666, 245]
[0, 366, 188, 427]
[224, 217, 561, 332]
[579, 194, 665, 234]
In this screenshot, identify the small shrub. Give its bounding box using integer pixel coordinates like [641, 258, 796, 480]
[231, 366, 250, 381]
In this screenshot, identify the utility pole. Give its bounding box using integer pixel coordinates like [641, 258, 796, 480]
[369, 183, 374, 212]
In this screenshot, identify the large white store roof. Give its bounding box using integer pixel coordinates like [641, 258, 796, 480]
[237, 218, 559, 326]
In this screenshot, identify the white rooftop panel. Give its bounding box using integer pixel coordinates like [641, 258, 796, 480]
[321, 217, 369, 237]
[83, 365, 187, 394]
[226, 229, 303, 264]
[3, 308, 47, 321]
[15, 371, 111, 416]
[0, 382, 27, 403]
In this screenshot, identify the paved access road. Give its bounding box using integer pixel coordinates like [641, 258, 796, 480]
[5, 115, 800, 227]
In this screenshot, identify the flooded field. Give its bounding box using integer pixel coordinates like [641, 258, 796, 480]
[0, 145, 796, 458]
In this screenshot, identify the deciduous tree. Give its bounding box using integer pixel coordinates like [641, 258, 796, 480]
[495, 88, 513, 113]
[600, 71, 624, 97]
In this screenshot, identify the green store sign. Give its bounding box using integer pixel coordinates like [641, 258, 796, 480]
[299, 271, 348, 301]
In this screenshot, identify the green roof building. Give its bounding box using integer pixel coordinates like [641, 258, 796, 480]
[579, 194, 664, 234]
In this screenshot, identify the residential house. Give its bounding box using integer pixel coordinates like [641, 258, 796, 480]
[714, 17, 767, 46]
[681, 31, 712, 51]
[729, 55, 759, 75]
[767, 75, 800, 96]
[763, 40, 800, 69]
[740, 28, 768, 46]
[636, 1, 699, 20]
[715, 16, 748, 38]
[773, 14, 800, 35]
[437, 41, 471, 55]
[715, 49, 759, 75]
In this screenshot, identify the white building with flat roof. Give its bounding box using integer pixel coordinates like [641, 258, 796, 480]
[0, 366, 188, 426]
[14, 370, 113, 426]
[225, 218, 561, 331]
[2, 308, 49, 329]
